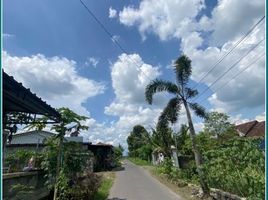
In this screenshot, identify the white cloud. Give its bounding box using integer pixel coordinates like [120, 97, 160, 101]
[207, 0, 265, 45]
[3, 51, 106, 116]
[85, 57, 99, 68]
[109, 7, 117, 18]
[255, 112, 265, 122]
[110, 53, 161, 104]
[191, 27, 265, 112]
[111, 35, 120, 43]
[118, 0, 205, 40]
[3, 33, 14, 39]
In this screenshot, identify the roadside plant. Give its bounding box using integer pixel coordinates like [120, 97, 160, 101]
[203, 137, 264, 199]
[145, 55, 209, 196]
[6, 150, 43, 172]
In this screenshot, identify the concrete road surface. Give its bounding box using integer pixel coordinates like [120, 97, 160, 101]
[108, 160, 183, 200]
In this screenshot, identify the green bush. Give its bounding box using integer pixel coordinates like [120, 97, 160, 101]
[203, 137, 264, 199]
[6, 150, 43, 172]
[56, 171, 101, 200]
[156, 158, 198, 185]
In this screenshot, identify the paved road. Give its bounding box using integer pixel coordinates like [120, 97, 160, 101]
[108, 160, 183, 200]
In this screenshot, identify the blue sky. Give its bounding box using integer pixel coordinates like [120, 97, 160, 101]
[3, 0, 265, 147]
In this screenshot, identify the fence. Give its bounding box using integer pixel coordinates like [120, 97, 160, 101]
[3, 170, 50, 200]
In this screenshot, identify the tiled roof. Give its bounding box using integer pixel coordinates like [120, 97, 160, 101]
[246, 121, 265, 137]
[235, 120, 265, 137]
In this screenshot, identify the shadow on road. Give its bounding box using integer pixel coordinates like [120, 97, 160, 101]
[112, 166, 125, 171]
[108, 198, 127, 200]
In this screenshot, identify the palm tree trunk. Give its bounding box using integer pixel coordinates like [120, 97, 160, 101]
[183, 100, 210, 196]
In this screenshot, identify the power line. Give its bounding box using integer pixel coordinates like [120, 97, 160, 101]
[197, 52, 265, 105]
[192, 15, 265, 89]
[193, 38, 265, 101]
[79, 0, 145, 70]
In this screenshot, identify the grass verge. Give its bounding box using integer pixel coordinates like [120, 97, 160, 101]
[127, 157, 151, 166]
[144, 166, 201, 200]
[94, 172, 115, 200]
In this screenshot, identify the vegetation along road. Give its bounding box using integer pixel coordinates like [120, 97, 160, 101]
[108, 160, 183, 200]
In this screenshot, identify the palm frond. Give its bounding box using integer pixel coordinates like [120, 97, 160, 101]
[173, 55, 192, 86]
[145, 79, 179, 104]
[185, 87, 198, 99]
[158, 97, 182, 128]
[189, 102, 206, 118]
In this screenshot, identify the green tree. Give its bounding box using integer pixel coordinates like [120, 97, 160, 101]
[145, 55, 209, 196]
[26, 107, 89, 200]
[127, 125, 151, 158]
[174, 124, 192, 155]
[151, 126, 174, 157]
[204, 111, 235, 139]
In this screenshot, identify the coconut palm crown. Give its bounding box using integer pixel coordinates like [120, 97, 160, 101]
[145, 55, 206, 126]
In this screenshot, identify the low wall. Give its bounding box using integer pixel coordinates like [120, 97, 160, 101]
[3, 170, 50, 200]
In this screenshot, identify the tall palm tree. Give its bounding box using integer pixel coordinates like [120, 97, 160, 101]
[145, 55, 209, 196]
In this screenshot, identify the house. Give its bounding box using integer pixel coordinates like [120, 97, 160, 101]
[235, 120, 265, 138]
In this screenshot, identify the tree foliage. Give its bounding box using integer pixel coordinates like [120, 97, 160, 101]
[127, 125, 152, 159]
[42, 137, 92, 189]
[204, 111, 235, 138]
[151, 127, 174, 157]
[203, 138, 264, 199]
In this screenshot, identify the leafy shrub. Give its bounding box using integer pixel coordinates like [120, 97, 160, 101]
[203, 137, 264, 199]
[157, 158, 173, 176]
[56, 171, 101, 200]
[5, 150, 43, 172]
[156, 158, 198, 185]
[42, 138, 93, 188]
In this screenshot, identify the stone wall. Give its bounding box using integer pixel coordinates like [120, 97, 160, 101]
[3, 170, 50, 200]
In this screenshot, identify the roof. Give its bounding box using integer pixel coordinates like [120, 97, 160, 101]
[83, 142, 113, 148]
[235, 120, 265, 137]
[11, 130, 57, 144]
[96, 142, 113, 147]
[3, 71, 61, 122]
[10, 130, 83, 144]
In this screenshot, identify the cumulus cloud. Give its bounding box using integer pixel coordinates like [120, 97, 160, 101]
[109, 7, 117, 18]
[190, 26, 265, 112]
[118, 0, 205, 40]
[3, 51, 106, 116]
[207, 0, 265, 45]
[110, 53, 161, 104]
